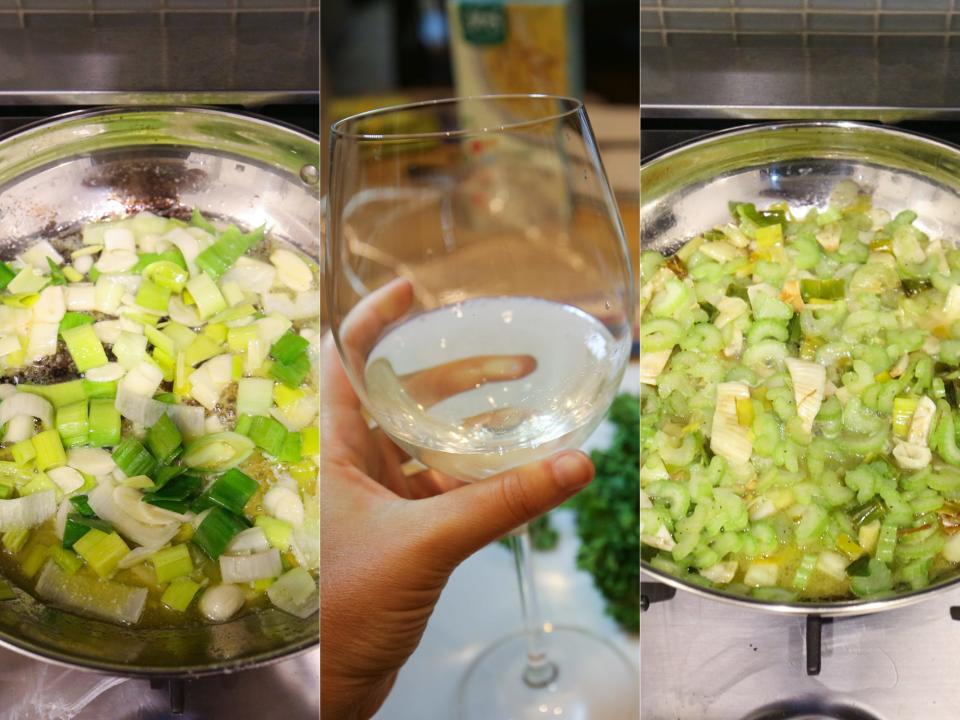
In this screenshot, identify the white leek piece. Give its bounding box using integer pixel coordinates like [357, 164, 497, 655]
[47, 466, 84, 494]
[221, 256, 276, 294]
[32, 286, 65, 324]
[710, 381, 753, 465]
[18, 240, 63, 269]
[0, 490, 56, 530]
[87, 478, 179, 548]
[269, 249, 313, 292]
[35, 561, 147, 625]
[267, 567, 318, 619]
[785, 358, 826, 434]
[219, 548, 282, 584]
[226, 527, 270, 554]
[0, 392, 53, 429]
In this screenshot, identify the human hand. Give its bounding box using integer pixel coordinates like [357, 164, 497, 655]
[320, 280, 595, 720]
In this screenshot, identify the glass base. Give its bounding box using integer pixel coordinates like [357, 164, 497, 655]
[457, 626, 638, 720]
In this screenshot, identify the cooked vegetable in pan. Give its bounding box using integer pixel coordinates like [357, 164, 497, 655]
[0, 210, 318, 625]
[641, 181, 960, 601]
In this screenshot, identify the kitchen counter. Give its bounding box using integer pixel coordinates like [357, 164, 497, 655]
[0, 26, 318, 107]
[642, 45, 960, 122]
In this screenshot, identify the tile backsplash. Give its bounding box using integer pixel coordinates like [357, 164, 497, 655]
[643, 0, 960, 46]
[0, 0, 316, 27]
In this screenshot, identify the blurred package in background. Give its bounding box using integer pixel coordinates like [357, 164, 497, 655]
[447, 0, 581, 98]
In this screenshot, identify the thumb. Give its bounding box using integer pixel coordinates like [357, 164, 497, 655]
[420, 450, 594, 566]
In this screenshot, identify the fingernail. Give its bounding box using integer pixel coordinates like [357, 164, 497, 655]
[552, 451, 593, 490]
[488, 358, 526, 376]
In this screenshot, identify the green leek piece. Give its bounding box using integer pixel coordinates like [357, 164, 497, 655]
[46, 258, 66, 286]
[183, 334, 222, 367]
[269, 332, 309, 365]
[135, 278, 171, 312]
[0, 579, 15, 600]
[246, 415, 287, 457]
[190, 208, 218, 235]
[56, 400, 89, 448]
[18, 380, 87, 408]
[31, 429, 66, 471]
[62, 514, 112, 549]
[61, 324, 109, 372]
[111, 437, 157, 478]
[11, 439, 36, 466]
[88, 398, 121, 447]
[180, 432, 254, 472]
[21, 544, 49, 579]
[151, 543, 193, 584]
[0, 262, 16, 290]
[145, 413, 182, 465]
[161, 576, 201, 611]
[48, 545, 83, 575]
[269, 353, 310, 388]
[73, 528, 129, 578]
[143, 260, 188, 293]
[68, 495, 96, 518]
[59, 311, 94, 334]
[131, 249, 187, 273]
[82, 378, 117, 400]
[2, 528, 29, 554]
[185, 273, 227, 319]
[278, 431, 302, 463]
[255, 515, 292, 552]
[194, 225, 264, 280]
[191, 506, 248, 559]
[194, 468, 257, 516]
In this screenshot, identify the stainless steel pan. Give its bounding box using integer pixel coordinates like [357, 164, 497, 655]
[641, 120, 960, 617]
[0, 107, 319, 674]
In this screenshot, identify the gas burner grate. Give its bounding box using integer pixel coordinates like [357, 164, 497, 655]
[150, 678, 187, 715]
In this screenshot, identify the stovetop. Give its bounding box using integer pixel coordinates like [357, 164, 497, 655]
[640, 576, 960, 720]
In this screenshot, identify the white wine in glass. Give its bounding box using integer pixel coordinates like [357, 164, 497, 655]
[326, 95, 637, 719]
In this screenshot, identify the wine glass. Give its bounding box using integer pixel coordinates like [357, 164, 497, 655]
[325, 95, 636, 719]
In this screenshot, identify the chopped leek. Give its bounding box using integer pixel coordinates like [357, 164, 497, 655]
[61, 324, 108, 372]
[145, 413, 182, 465]
[111, 437, 158, 478]
[191, 507, 248, 559]
[32, 429, 66, 471]
[161, 576, 201, 612]
[88, 398, 121, 447]
[73, 528, 129, 578]
[151, 543, 193, 584]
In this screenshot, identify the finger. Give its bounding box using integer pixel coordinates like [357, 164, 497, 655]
[416, 450, 594, 566]
[399, 354, 537, 407]
[339, 276, 414, 370]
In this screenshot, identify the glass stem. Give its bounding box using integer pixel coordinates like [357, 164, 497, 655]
[511, 525, 558, 688]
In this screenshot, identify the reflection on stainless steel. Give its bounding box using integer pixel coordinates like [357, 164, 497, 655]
[641, 572, 960, 719]
[641, 121, 960, 616]
[0, 107, 319, 676]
